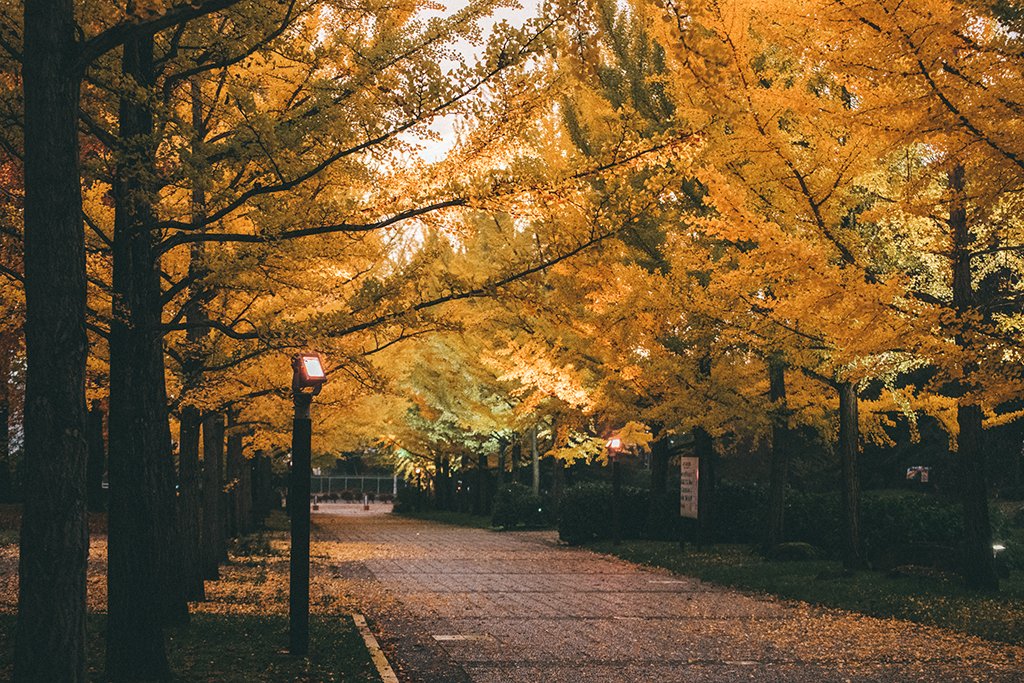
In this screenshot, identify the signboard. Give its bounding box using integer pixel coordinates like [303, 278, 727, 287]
[907, 466, 931, 483]
[680, 456, 699, 519]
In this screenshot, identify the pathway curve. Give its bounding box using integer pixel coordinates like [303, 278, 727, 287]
[313, 512, 1023, 683]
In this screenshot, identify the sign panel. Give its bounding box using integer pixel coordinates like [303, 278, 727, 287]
[680, 456, 699, 519]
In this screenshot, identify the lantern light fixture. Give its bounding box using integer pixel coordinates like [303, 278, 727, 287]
[292, 353, 327, 395]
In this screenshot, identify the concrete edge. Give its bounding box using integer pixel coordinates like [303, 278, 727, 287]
[353, 613, 400, 683]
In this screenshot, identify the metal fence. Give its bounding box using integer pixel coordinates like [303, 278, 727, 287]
[310, 475, 398, 496]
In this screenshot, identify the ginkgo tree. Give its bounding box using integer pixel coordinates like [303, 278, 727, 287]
[623, 0, 1024, 590]
[745, 0, 1024, 591]
[12, 0, 570, 678]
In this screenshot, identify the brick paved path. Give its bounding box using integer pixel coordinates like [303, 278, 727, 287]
[315, 513, 1024, 683]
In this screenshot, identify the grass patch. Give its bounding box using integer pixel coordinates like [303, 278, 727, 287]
[592, 539, 1024, 646]
[396, 509, 495, 529]
[0, 613, 380, 682]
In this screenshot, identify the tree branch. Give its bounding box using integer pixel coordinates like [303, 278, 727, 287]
[75, 0, 246, 74]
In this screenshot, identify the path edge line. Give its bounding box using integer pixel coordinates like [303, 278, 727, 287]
[353, 613, 400, 683]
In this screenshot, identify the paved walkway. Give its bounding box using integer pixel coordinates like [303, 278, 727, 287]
[314, 513, 1024, 683]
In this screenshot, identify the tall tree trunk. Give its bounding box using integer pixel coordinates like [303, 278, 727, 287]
[178, 74, 214, 600]
[252, 451, 274, 521]
[0, 337, 15, 504]
[436, 454, 451, 511]
[107, 33, 186, 681]
[226, 408, 252, 536]
[201, 412, 226, 580]
[0, 393, 11, 504]
[949, 163, 998, 591]
[550, 419, 564, 514]
[644, 432, 670, 540]
[179, 405, 205, 601]
[649, 432, 668, 498]
[532, 425, 540, 497]
[838, 381, 866, 570]
[958, 402, 997, 590]
[86, 400, 106, 511]
[510, 438, 521, 485]
[694, 426, 714, 548]
[475, 451, 488, 516]
[496, 439, 507, 492]
[16, 3, 90, 679]
[764, 355, 789, 555]
[552, 454, 565, 517]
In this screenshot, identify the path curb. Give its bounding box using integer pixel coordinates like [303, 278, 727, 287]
[353, 613, 399, 683]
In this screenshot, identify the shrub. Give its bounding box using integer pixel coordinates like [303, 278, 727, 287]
[769, 541, 820, 561]
[710, 481, 768, 543]
[339, 490, 355, 502]
[392, 485, 420, 512]
[558, 483, 648, 544]
[644, 491, 683, 541]
[378, 492, 395, 503]
[231, 533, 272, 557]
[559, 483, 612, 545]
[492, 483, 549, 529]
[784, 491, 841, 552]
[860, 491, 963, 563]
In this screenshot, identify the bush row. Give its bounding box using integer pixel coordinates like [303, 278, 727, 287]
[491, 483, 551, 529]
[556, 482, 1023, 569]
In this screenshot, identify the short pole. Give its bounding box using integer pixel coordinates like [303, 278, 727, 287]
[612, 456, 621, 546]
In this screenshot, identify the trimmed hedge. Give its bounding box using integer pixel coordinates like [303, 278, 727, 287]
[491, 483, 550, 529]
[557, 483, 648, 545]
[557, 481, 1019, 570]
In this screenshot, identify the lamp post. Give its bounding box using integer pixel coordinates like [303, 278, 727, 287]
[607, 438, 623, 546]
[289, 353, 326, 657]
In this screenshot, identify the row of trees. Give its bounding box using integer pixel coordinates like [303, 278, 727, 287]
[374, 0, 1024, 595]
[7, 0, 609, 680]
[5, 0, 1024, 680]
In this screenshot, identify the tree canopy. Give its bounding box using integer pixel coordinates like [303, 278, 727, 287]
[7, 0, 1024, 678]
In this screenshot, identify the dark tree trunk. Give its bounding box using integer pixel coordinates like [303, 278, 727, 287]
[16, 2, 90, 680]
[764, 355, 789, 555]
[958, 402, 998, 590]
[177, 75, 214, 600]
[107, 33, 186, 681]
[649, 433, 668, 498]
[179, 404, 205, 601]
[0, 336, 14, 504]
[510, 438, 521, 485]
[86, 400, 106, 511]
[838, 381, 866, 570]
[949, 163, 999, 591]
[475, 451, 488, 516]
[644, 433, 671, 540]
[201, 412, 226, 580]
[496, 440, 507, 492]
[0, 398, 11, 504]
[252, 451, 274, 521]
[226, 409, 252, 536]
[694, 426, 714, 548]
[436, 454, 451, 511]
[532, 426, 540, 496]
[552, 454, 564, 516]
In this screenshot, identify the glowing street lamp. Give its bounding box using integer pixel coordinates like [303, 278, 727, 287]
[289, 352, 326, 657]
[292, 352, 327, 396]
